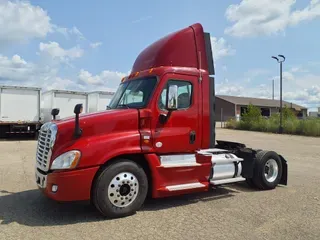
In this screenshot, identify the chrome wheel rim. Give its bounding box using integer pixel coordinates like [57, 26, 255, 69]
[264, 159, 279, 183]
[108, 172, 139, 208]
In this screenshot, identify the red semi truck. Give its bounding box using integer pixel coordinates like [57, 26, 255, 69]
[35, 23, 288, 218]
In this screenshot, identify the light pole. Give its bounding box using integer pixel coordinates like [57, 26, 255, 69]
[272, 79, 274, 100]
[272, 55, 285, 134]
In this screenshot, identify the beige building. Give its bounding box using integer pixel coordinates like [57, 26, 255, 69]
[215, 95, 308, 121]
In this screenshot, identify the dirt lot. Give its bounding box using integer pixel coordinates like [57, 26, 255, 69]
[0, 129, 320, 240]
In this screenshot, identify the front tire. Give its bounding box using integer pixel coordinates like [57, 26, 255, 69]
[92, 159, 148, 218]
[248, 150, 283, 190]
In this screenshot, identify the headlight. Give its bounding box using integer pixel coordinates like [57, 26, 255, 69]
[51, 150, 81, 170]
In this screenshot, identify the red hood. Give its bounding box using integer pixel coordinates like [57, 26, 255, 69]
[52, 109, 139, 157]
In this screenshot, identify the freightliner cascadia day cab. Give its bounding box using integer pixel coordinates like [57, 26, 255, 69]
[35, 23, 288, 218]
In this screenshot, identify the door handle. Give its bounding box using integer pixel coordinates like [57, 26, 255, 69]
[190, 131, 196, 144]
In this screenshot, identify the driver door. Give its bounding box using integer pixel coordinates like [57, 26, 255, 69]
[151, 73, 201, 154]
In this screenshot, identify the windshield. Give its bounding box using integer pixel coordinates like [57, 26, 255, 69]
[108, 76, 157, 109]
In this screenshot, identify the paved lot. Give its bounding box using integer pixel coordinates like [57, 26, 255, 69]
[0, 129, 320, 240]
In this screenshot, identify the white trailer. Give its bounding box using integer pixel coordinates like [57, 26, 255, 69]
[87, 91, 115, 113]
[0, 85, 41, 138]
[42, 90, 88, 122]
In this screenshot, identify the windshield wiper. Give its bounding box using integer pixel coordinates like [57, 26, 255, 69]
[117, 104, 131, 109]
[106, 106, 111, 110]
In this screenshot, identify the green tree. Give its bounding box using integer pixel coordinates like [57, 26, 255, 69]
[241, 103, 262, 123]
[282, 105, 296, 121]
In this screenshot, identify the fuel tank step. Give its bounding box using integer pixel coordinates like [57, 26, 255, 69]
[210, 177, 246, 185]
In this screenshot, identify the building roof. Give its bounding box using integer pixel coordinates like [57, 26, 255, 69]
[216, 95, 307, 110]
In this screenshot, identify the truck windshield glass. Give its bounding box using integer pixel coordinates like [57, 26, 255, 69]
[108, 76, 157, 109]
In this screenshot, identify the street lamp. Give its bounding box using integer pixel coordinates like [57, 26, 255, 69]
[272, 54, 286, 134]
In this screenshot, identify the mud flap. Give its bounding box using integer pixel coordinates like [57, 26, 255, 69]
[278, 154, 288, 185]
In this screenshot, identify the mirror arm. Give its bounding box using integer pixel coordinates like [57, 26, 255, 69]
[159, 111, 172, 124]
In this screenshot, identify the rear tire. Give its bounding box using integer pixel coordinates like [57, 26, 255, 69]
[250, 150, 283, 190]
[92, 159, 148, 218]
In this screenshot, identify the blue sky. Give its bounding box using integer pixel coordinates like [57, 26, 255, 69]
[0, 0, 320, 111]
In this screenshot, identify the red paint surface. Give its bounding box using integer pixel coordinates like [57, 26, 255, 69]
[149, 72, 202, 154]
[145, 153, 211, 198]
[43, 23, 214, 202]
[131, 23, 210, 74]
[52, 109, 141, 168]
[43, 166, 99, 201]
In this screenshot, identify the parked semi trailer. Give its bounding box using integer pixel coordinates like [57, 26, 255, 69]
[41, 90, 88, 122]
[87, 91, 115, 112]
[0, 85, 41, 138]
[34, 23, 288, 218]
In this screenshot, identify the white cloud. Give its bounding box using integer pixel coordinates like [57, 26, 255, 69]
[0, 0, 85, 47]
[289, 0, 320, 25]
[224, 0, 320, 37]
[45, 77, 85, 91]
[53, 26, 85, 40]
[0, 0, 53, 45]
[210, 37, 235, 60]
[0, 53, 126, 92]
[39, 42, 84, 62]
[290, 66, 309, 73]
[272, 71, 295, 82]
[78, 69, 126, 90]
[217, 84, 244, 96]
[217, 65, 320, 109]
[0, 54, 58, 87]
[90, 42, 102, 49]
[69, 26, 85, 40]
[284, 85, 320, 108]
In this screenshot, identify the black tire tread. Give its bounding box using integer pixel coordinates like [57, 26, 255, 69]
[252, 150, 282, 190]
[92, 159, 148, 218]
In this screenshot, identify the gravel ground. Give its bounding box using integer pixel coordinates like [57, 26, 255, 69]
[0, 128, 319, 240]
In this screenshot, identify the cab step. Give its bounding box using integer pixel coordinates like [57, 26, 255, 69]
[210, 177, 246, 186]
[166, 182, 206, 191]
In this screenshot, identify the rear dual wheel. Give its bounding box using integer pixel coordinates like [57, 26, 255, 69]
[92, 159, 148, 218]
[246, 150, 283, 190]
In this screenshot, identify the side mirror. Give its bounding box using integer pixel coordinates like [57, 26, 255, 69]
[51, 108, 60, 120]
[74, 104, 83, 114]
[166, 84, 178, 110]
[73, 104, 83, 138]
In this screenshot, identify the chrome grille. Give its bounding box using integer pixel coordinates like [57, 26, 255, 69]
[35, 122, 57, 172]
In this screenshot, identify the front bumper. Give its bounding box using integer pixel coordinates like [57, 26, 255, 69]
[35, 166, 100, 201]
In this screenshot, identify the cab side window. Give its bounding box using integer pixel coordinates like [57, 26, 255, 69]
[158, 80, 193, 110]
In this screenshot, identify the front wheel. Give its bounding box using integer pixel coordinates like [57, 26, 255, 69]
[92, 159, 148, 218]
[248, 150, 283, 190]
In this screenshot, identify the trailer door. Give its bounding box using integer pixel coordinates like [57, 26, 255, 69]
[0, 88, 39, 122]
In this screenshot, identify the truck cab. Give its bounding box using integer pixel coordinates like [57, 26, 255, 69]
[35, 23, 288, 219]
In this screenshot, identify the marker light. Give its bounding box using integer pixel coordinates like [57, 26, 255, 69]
[52, 185, 58, 193]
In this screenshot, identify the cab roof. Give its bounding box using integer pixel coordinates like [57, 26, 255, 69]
[130, 23, 214, 76]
